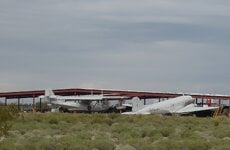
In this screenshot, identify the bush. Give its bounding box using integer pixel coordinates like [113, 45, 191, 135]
[0, 105, 19, 136]
[181, 129, 192, 138]
[213, 119, 220, 127]
[90, 139, 115, 150]
[127, 138, 153, 150]
[2, 113, 230, 149]
[108, 113, 119, 120]
[159, 127, 173, 137]
[48, 118, 59, 124]
[184, 139, 211, 150]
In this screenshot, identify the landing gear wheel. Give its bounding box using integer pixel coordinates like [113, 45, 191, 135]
[222, 108, 229, 116]
[59, 107, 64, 112]
[88, 105, 92, 113]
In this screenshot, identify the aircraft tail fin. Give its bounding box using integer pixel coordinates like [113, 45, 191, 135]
[45, 89, 55, 97]
[131, 97, 143, 112]
[44, 89, 56, 103]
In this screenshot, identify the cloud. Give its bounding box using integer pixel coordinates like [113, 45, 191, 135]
[0, 0, 230, 94]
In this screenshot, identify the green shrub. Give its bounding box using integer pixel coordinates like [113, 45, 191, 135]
[213, 129, 230, 138]
[181, 129, 192, 138]
[108, 113, 119, 120]
[127, 138, 153, 150]
[90, 139, 115, 150]
[0, 105, 19, 136]
[159, 127, 173, 137]
[141, 127, 158, 138]
[90, 114, 105, 124]
[2, 113, 230, 149]
[184, 139, 211, 150]
[48, 118, 59, 124]
[0, 139, 17, 150]
[213, 119, 220, 127]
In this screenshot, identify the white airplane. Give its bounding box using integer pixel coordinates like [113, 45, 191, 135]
[122, 96, 219, 115]
[39, 89, 128, 112]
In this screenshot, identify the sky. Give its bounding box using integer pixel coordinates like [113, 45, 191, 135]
[0, 0, 230, 94]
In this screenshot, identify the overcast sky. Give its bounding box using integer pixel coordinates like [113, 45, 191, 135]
[0, 0, 230, 94]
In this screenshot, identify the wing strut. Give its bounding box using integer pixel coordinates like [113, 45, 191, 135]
[213, 105, 224, 118]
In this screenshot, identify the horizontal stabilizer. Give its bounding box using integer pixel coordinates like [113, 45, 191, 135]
[176, 104, 218, 114]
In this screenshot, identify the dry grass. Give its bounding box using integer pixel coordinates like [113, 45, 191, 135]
[0, 113, 230, 150]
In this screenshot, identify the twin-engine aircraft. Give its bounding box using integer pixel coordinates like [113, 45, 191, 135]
[122, 96, 219, 115]
[39, 89, 129, 112]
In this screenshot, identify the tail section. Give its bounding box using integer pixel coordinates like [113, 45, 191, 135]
[131, 97, 143, 112]
[44, 89, 56, 103]
[45, 89, 55, 97]
[122, 97, 144, 115]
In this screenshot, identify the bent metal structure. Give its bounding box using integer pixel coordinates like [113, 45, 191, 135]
[0, 88, 230, 113]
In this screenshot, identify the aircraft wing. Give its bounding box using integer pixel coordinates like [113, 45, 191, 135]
[63, 95, 128, 101]
[175, 104, 218, 114]
[122, 111, 151, 115]
[63, 96, 103, 101]
[122, 103, 133, 107]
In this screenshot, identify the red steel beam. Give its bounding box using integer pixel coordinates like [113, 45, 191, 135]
[0, 88, 230, 101]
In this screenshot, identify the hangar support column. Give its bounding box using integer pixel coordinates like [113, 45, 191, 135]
[229, 100, 230, 116]
[18, 98, 20, 110]
[5, 97, 7, 106]
[33, 94, 35, 112]
[144, 97, 146, 105]
[39, 98, 42, 112]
